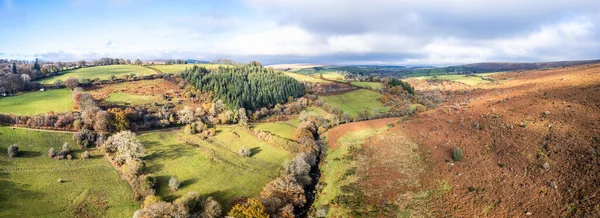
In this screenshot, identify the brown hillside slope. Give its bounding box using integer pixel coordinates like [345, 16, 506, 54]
[398, 63, 600, 216]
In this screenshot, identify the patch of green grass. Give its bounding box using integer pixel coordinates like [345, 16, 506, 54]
[252, 107, 330, 140]
[0, 127, 138, 217]
[319, 72, 346, 81]
[147, 64, 221, 74]
[139, 126, 290, 211]
[37, 65, 156, 84]
[320, 89, 388, 117]
[337, 127, 389, 148]
[351, 81, 383, 90]
[414, 74, 491, 86]
[0, 89, 73, 115]
[283, 72, 330, 83]
[103, 92, 159, 106]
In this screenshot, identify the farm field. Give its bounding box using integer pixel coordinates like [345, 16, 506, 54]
[147, 64, 221, 74]
[0, 127, 138, 217]
[413, 74, 492, 86]
[320, 89, 388, 117]
[319, 72, 346, 81]
[315, 118, 402, 216]
[252, 106, 329, 140]
[139, 126, 291, 211]
[37, 65, 156, 84]
[103, 92, 159, 106]
[283, 72, 330, 83]
[0, 89, 73, 115]
[351, 81, 383, 90]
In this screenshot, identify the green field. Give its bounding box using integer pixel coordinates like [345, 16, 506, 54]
[319, 72, 346, 81]
[103, 92, 159, 106]
[0, 127, 138, 217]
[37, 65, 156, 84]
[351, 81, 383, 90]
[0, 89, 73, 115]
[252, 107, 329, 140]
[283, 72, 330, 83]
[315, 122, 394, 216]
[414, 74, 493, 86]
[147, 64, 221, 74]
[139, 126, 290, 210]
[320, 89, 388, 117]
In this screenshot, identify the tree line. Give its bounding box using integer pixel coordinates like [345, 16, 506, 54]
[180, 62, 305, 110]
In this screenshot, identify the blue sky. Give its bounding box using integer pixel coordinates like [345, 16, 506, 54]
[1, 0, 599, 65]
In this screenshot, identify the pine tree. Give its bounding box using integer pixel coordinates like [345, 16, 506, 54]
[11, 62, 17, 74]
[32, 58, 41, 71]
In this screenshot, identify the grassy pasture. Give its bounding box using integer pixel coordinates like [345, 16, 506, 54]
[37, 65, 156, 84]
[252, 107, 329, 140]
[139, 126, 290, 211]
[414, 74, 492, 86]
[147, 64, 221, 74]
[0, 89, 73, 115]
[319, 72, 346, 81]
[315, 119, 396, 216]
[351, 81, 383, 90]
[320, 89, 388, 117]
[103, 92, 159, 106]
[0, 127, 138, 217]
[283, 72, 330, 83]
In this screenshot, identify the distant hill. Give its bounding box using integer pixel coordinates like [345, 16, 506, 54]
[459, 59, 600, 72]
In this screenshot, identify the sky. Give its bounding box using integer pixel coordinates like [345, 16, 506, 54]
[0, 0, 599, 66]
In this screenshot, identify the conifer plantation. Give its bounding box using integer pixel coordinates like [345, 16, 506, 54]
[181, 62, 305, 110]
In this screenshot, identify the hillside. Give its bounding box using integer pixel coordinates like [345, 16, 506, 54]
[313, 63, 600, 216]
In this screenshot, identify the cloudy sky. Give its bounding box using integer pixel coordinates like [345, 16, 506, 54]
[0, 0, 599, 65]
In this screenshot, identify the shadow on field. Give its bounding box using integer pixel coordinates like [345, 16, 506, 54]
[0, 172, 43, 210]
[250, 147, 262, 157]
[180, 178, 198, 189]
[19, 151, 42, 158]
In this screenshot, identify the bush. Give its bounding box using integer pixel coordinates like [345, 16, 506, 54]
[173, 192, 202, 214]
[169, 177, 180, 192]
[143, 195, 163, 208]
[81, 150, 89, 159]
[453, 147, 464, 161]
[48, 147, 56, 158]
[228, 198, 269, 218]
[201, 196, 222, 218]
[7, 145, 18, 157]
[239, 146, 252, 157]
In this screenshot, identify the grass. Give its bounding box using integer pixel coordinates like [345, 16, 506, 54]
[0, 127, 138, 217]
[103, 92, 159, 106]
[320, 89, 388, 117]
[414, 74, 492, 86]
[0, 89, 73, 115]
[139, 126, 290, 211]
[351, 81, 383, 90]
[37, 65, 156, 84]
[252, 107, 329, 140]
[315, 122, 393, 216]
[283, 72, 330, 83]
[147, 64, 221, 74]
[319, 72, 346, 81]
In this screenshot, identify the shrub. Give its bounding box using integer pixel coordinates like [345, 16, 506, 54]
[67, 154, 73, 160]
[201, 196, 222, 218]
[104, 131, 144, 165]
[57, 178, 63, 183]
[228, 198, 269, 218]
[64, 77, 80, 90]
[174, 192, 202, 214]
[143, 195, 163, 208]
[453, 147, 464, 161]
[169, 177, 180, 192]
[48, 147, 56, 158]
[239, 146, 252, 157]
[61, 142, 71, 154]
[81, 150, 89, 159]
[7, 145, 18, 157]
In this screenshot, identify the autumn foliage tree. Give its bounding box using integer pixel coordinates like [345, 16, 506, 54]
[228, 198, 269, 218]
